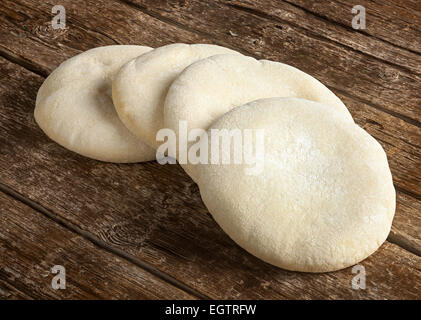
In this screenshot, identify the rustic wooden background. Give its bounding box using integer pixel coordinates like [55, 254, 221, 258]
[0, 0, 420, 299]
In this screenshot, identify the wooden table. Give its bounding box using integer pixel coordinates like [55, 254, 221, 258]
[0, 0, 420, 300]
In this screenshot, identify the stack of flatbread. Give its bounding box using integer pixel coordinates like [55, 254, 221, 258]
[35, 44, 395, 273]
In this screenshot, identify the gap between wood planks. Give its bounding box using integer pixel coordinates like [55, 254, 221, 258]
[0, 181, 209, 299]
[0, 46, 49, 78]
[115, 0, 421, 129]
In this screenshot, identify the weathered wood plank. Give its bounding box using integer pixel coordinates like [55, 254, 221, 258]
[221, 0, 421, 75]
[0, 191, 195, 299]
[0, 0, 206, 76]
[0, 280, 32, 299]
[281, 0, 421, 54]
[123, 0, 421, 125]
[0, 56, 420, 299]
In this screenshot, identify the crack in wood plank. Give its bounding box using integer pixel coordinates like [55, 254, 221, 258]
[331, 87, 421, 129]
[396, 186, 421, 204]
[388, 233, 421, 257]
[0, 46, 49, 77]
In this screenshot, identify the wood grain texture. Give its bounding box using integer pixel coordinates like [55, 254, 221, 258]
[282, 0, 421, 54]
[223, 0, 421, 75]
[0, 0, 206, 75]
[124, 0, 421, 125]
[0, 280, 32, 299]
[0, 191, 195, 299]
[0, 0, 420, 299]
[0, 56, 420, 299]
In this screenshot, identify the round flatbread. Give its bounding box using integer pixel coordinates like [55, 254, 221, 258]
[164, 54, 353, 180]
[112, 43, 240, 149]
[35, 45, 156, 163]
[196, 97, 395, 272]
